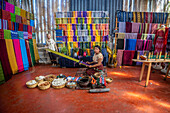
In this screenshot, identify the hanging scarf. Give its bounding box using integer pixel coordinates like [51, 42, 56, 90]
[12, 39, 24, 72]
[5, 39, 18, 74]
[32, 39, 40, 62]
[29, 39, 36, 65]
[25, 39, 32, 66]
[0, 61, 5, 84]
[0, 39, 12, 81]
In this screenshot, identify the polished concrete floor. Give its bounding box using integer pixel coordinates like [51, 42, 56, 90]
[0, 64, 170, 113]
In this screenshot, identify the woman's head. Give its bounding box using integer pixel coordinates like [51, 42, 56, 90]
[94, 45, 100, 53]
[47, 34, 51, 39]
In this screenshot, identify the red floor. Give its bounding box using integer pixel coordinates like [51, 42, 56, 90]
[0, 64, 170, 113]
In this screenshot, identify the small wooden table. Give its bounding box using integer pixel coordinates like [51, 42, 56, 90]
[132, 59, 170, 87]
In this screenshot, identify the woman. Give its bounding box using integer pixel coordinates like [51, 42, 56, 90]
[86, 45, 104, 76]
[46, 34, 58, 66]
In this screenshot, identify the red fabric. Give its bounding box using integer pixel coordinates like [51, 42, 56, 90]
[8, 21, 12, 30]
[126, 22, 132, 33]
[28, 32, 32, 39]
[123, 50, 135, 65]
[145, 12, 148, 23]
[0, 30, 4, 39]
[86, 64, 104, 76]
[25, 39, 32, 66]
[0, 39, 12, 81]
[154, 28, 169, 54]
[150, 12, 153, 23]
[18, 23, 23, 31]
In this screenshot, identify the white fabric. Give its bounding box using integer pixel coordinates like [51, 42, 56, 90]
[93, 53, 103, 63]
[46, 39, 56, 51]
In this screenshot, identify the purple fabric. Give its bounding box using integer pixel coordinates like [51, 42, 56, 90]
[62, 36, 67, 41]
[136, 39, 143, 50]
[143, 40, 147, 50]
[5, 2, 10, 12]
[72, 24, 76, 30]
[119, 22, 126, 33]
[73, 36, 77, 41]
[146, 34, 154, 40]
[148, 23, 152, 34]
[91, 36, 95, 41]
[84, 18, 87, 23]
[83, 11, 87, 17]
[126, 22, 132, 33]
[136, 51, 144, 65]
[137, 33, 142, 39]
[125, 33, 137, 39]
[123, 50, 135, 65]
[117, 50, 124, 66]
[132, 23, 140, 33]
[90, 24, 92, 30]
[145, 40, 152, 51]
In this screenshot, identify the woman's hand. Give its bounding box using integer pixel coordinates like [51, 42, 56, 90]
[88, 65, 93, 68]
[86, 61, 91, 64]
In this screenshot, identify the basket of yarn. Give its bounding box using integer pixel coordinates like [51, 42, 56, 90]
[66, 81, 77, 89]
[26, 80, 38, 88]
[35, 76, 45, 83]
[38, 81, 51, 90]
[44, 74, 56, 83]
[52, 78, 67, 89]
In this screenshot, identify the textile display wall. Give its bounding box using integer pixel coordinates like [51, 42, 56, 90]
[116, 10, 169, 66]
[55, 11, 109, 56]
[0, 0, 39, 84]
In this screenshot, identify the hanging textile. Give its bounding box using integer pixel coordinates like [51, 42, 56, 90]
[145, 40, 152, 51]
[123, 50, 135, 65]
[0, 39, 12, 81]
[136, 39, 144, 50]
[5, 39, 18, 74]
[25, 39, 32, 66]
[125, 39, 137, 50]
[117, 50, 124, 66]
[117, 39, 124, 50]
[13, 39, 24, 72]
[4, 30, 11, 39]
[118, 33, 125, 39]
[0, 29, 4, 39]
[0, 61, 5, 84]
[131, 23, 140, 33]
[119, 22, 126, 33]
[29, 39, 35, 65]
[32, 39, 40, 62]
[126, 22, 132, 33]
[20, 39, 29, 71]
[124, 33, 137, 39]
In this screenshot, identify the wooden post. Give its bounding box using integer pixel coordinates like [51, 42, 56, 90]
[145, 62, 152, 87]
[139, 63, 145, 82]
[164, 52, 167, 60]
[137, 51, 140, 60]
[159, 52, 162, 59]
[147, 52, 151, 61]
[155, 52, 159, 61]
[151, 51, 153, 59]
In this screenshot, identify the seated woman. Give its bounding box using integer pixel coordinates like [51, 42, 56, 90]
[86, 45, 104, 76]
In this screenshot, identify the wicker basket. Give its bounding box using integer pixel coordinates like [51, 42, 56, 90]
[105, 77, 113, 83]
[35, 76, 45, 83]
[26, 80, 38, 88]
[44, 74, 56, 82]
[52, 84, 65, 89]
[38, 81, 51, 90]
[94, 72, 102, 78]
[66, 81, 77, 89]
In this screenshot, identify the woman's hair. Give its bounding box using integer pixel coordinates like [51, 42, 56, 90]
[94, 45, 100, 50]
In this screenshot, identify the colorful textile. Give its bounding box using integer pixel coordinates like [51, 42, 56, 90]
[0, 29, 4, 39]
[4, 30, 11, 39]
[154, 38, 164, 54]
[119, 22, 126, 33]
[25, 39, 32, 66]
[117, 39, 124, 49]
[0, 39, 12, 81]
[118, 33, 125, 39]
[125, 39, 137, 50]
[117, 50, 124, 66]
[151, 23, 158, 34]
[132, 23, 140, 33]
[123, 50, 135, 65]
[5, 39, 18, 74]
[145, 40, 152, 51]
[124, 33, 137, 39]
[29, 39, 35, 65]
[20, 39, 29, 70]
[15, 6, 20, 15]
[23, 32, 28, 39]
[13, 39, 24, 72]
[126, 22, 132, 33]
[33, 39, 40, 61]
[136, 39, 143, 50]
[0, 61, 5, 84]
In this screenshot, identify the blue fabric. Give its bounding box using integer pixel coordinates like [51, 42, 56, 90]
[19, 39, 29, 70]
[125, 39, 137, 50]
[101, 48, 108, 63]
[11, 30, 18, 39]
[30, 20, 34, 26]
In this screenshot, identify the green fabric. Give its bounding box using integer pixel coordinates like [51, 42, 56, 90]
[15, 6, 20, 16]
[10, 13, 16, 22]
[8, 0, 15, 5]
[32, 33, 36, 39]
[0, 61, 5, 85]
[29, 39, 35, 65]
[4, 30, 11, 39]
